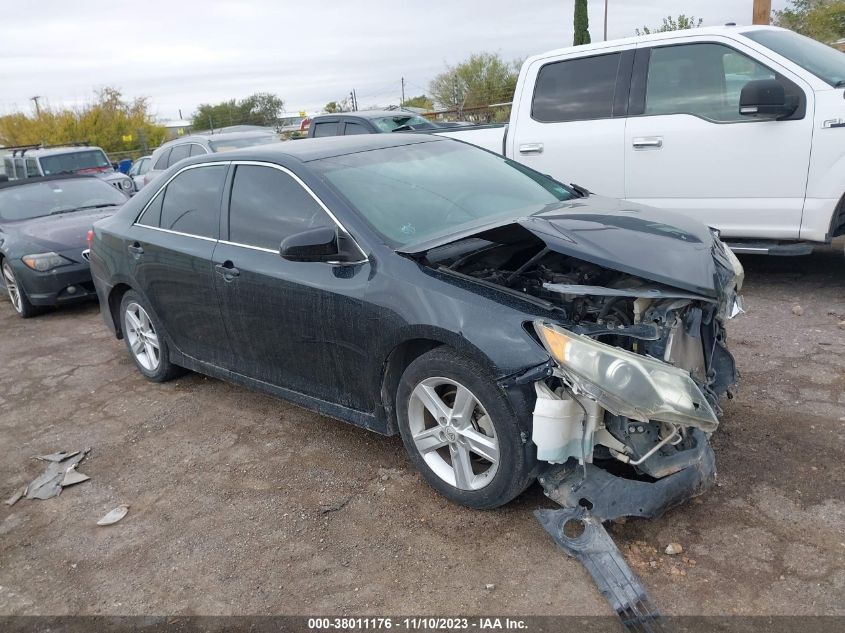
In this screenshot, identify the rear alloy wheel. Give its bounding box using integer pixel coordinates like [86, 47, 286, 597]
[2, 259, 41, 318]
[396, 348, 535, 509]
[120, 290, 183, 382]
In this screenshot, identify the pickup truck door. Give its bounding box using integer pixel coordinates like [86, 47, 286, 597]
[623, 37, 814, 240]
[507, 46, 634, 198]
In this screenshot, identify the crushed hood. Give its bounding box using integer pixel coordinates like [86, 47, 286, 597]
[398, 195, 722, 298]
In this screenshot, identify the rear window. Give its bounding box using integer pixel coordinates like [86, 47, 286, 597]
[39, 149, 112, 175]
[207, 135, 278, 152]
[153, 148, 171, 170]
[312, 122, 338, 137]
[532, 53, 621, 123]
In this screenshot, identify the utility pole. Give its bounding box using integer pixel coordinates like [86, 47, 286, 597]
[753, 0, 771, 25]
[604, 0, 608, 41]
[30, 96, 42, 116]
[352, 89, 358, 112]
[401, 77, 405, 106]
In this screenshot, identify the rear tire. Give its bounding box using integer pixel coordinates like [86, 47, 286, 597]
[119, 290, 183, 382]
[2, 259, 42, 319]
[396, 347, 535, 509]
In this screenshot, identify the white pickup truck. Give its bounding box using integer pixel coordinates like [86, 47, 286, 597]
[440, 25, 845, 255]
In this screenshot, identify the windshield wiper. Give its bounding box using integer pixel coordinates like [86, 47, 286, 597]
[49, 203, 115, 215]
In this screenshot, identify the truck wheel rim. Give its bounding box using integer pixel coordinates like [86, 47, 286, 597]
[408, 377, 499, 491]
[2, 262, 22, 313]
[124, 302, 160, 371]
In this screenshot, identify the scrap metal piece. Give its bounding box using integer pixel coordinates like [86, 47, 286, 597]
[60, 465, 90, 487]
[535, 506, 667, 633]
[33, 450, 79, 463]
[5, 486, 26, 506]
[97, 504, 129, 526]
[25, 449, 90, 500]
[540, 436, 716, 522]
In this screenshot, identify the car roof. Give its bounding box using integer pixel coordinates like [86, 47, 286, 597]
[314, 109, 424, 121]
[524, 24, 786, 64]
[160, 130, 278, 147]
[3, 146, 107, 158]
[188, 134, 444, 164]
[0, 174, 99, 190]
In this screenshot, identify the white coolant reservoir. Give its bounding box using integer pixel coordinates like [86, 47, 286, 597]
[532, 382, 586, 464]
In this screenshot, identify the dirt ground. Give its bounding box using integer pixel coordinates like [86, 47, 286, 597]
[1, 241, 843, 618]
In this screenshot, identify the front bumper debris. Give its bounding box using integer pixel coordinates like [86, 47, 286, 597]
[536, 505, 665, 632]
[539, 431, 716, 522]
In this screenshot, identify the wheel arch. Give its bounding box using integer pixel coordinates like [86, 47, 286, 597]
[376, 328, 505, 435]
[107, 282, 134, 339]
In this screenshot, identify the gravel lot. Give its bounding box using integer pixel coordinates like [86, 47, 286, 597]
[1, 241, 843, 617]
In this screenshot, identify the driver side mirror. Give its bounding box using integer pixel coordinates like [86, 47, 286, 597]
[279, 226, 362, 264]
[739, 79, 796, 119]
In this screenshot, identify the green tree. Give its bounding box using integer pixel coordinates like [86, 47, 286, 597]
[193, 92, 284, 130]
[429, 53, 520, 111]
[401, 95, 434, 110]
[773, 0, 845, 43]
[0, 87, 167, 154]
[324, 101, 341, 113]
[574, 0, 591, 45]
[636, 14, 703, 36]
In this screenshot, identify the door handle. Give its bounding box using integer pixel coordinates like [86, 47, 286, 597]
[215, 262, 240, 281]
[127, 242, 144, 256]
[518, 143, 544, 155]
[632, 137, 663, 149]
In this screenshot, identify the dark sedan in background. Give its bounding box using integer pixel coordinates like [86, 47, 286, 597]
[0, 175, 127, 317]
[89, 135, 742, 512]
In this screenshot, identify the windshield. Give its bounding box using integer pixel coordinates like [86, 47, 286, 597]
[311, 140, 574, 246]
[372, 114, 437, 132]
[208, 135, 279, 152]
[743, 29, 845, 87]
[39, 149, 112, 175]
[0, 178, 126, 221]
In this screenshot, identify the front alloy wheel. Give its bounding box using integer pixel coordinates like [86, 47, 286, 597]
[408, 377, 499, 490]
[2, 259, 40, 318]
[396, 347, 536, 509]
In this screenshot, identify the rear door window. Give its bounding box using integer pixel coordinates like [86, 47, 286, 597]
[189, 144, 208, 157]
[153, 148, 171, 170]
[25, 158, 40, 177]
[141, 165, 226, 238]
[532, 53, 621, 122]
[227, 165, 331, 250]
[343, 121, 369, 135]
[167, 144, 191, 167]
[313, 121, 338, 137]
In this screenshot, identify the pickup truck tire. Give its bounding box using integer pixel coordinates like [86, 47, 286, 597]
[396, 347, 535, 509]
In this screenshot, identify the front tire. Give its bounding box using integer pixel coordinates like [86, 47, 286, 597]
[396, 347, 535, 509]
[2, 259, 41, 318]
[119, 290, 183, 382]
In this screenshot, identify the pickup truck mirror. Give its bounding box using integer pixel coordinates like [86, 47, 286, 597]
[739, 79, 796, 119]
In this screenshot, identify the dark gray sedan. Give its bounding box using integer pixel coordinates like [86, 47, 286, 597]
[89, 135, 743, 512]
[0, 175, 127, 317]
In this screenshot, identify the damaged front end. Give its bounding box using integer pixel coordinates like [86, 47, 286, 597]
[416, 210, 744, 521]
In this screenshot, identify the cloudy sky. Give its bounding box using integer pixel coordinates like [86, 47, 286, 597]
[0, 0, 790, 121]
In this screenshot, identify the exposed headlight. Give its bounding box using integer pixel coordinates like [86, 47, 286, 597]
[120, 178, 132, 190]
[22, 252, 73, 272]
[534, 321, 719, 432]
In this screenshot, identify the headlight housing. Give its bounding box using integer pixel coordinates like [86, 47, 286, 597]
[120, 178, 132, 190]
[22, 252, 73, 272]
[534, 321, 719, 432]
